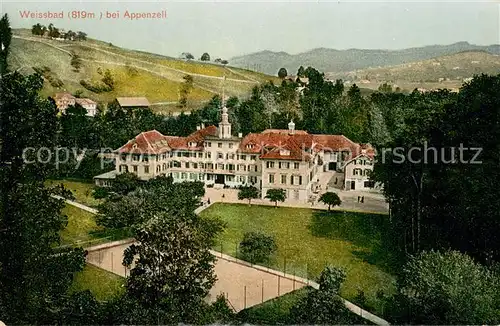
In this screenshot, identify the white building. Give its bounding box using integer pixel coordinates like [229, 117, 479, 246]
[54, 92, 98, 117]
[95, 107, 378, 201]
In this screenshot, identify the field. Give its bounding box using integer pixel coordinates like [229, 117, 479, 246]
[329, 51, 500, 92]
[200, 203, 398, 313]
[70, 264, 125, 301]
[9, 29, 280, 113]
[47, 179, 101, 208]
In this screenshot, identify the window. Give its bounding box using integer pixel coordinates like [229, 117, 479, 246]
[281, 174, 287, 184]
[364, 169, 371, 176]
[251, 155, 256, 160]
[266, 161, 275, 169]
[254, 165, 258, 172]
[120, 154, 127, 161]
[241, 155, 247, 160]
[173, 172, 179, 179]
[142, 155, 149, 162]
[290, 175, 294, 185]
[239, 176, 246, 183]
[229, 143, 234, 149]
[144, 165, 150, 174]
[133, 165, 138, 173]
[172, 161, 181, 168]
[364, 181, 375, 188]
[207, 142, 212, 147]
[189, 173, 196, 180]
[217, 152, 224, 159]
[218, 143, 223, 148]
[206, 152, 212, 159]
[228, 164, 235, 171]
[294, 162, 300, 169]
[218, 163, 224, 170]
[198, 152, 203, 158]
[193, 163, 198, 169]
[268, 174, 275, 184]
[177, 152, 182, 157]
[163, 163, 167, 170]
[185, 162, 190, 168]
[132, 154, 139, 161]
[156, 166, 161, 173]
[229, 154, 235, 160]
[198, 174, 204, 181]
[299, 175, 303, 185]
[246, 144, 254, 150]
[354, 168, 363, 176]
[181, 172, 187, 179]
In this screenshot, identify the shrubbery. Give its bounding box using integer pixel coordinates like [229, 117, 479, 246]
[80, 79, 112, 93]
[239, 231, 277, 264]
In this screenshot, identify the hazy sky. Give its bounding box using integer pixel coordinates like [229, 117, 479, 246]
[1, 0, 499, 59]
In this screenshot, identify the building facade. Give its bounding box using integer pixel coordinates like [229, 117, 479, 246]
[96, 107, 377, 201]
[54, 92, 98, 117]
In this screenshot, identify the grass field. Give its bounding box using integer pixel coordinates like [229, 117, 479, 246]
[200, 203, 398, 313]
[60, 204, 101, 245]
[70, 264, 125, 301]
[9, 30, 278, 113]
[47, 179, 102, 208]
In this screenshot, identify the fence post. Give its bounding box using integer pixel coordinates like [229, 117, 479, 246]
[277, 275, 280, 296]
[244, 285, 247, 309]
[261, 279, 264, 303]
[111, 252, 114, 272]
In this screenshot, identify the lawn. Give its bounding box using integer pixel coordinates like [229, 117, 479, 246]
[200, 203, 398, 314]
[237, 287, 369, 325]
[47, 179, 101, 208]
[60, 204, 101, 245]
[70, 264, 125, 301]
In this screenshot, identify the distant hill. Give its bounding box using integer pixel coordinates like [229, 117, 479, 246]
[9, 29, 279, 114]
[230, 42, 500, 76]
[327, 51, 500, 92]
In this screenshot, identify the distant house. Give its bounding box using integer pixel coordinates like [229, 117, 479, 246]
[75, 98, 97, 116]
[53, 92, 97, 117]
[116, 97, 150, 110]
[285, 75, 309, 85]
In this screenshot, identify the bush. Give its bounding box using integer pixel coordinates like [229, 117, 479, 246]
[80, 79, 112, 93]
[239, 232, 277, 264]
[92, 187, 109, 199]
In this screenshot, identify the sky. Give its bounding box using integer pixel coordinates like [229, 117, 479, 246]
[1, 0, 499, 59]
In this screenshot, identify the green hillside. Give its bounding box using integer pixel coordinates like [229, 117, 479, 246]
[9, 29, 279, 113]
[327, 51, 500, 91]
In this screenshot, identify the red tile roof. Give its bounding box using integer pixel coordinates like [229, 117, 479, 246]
[116, 126, 218, 154]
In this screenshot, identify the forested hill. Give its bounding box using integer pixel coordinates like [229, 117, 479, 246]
[230, 42, 500, 75]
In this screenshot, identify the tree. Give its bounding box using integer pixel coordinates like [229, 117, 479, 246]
[265, 188, 286, 208]
[101, 69, 115, 89]
[122, 213, 220, 324]
[181, 52, 194, 60]
[179, 74, 194, 109]
[31, 23, 43, 36]
[220, 59, 228, 65]
[76, 31, 87, 41]
[200, 52, 210, 61]
[288, 266, 353, 324]
[297, 65, 305, 77]
[238, 186, 259, 205]
[0, 14, 12, 74]
[0, 70, 88, 323]
[239, 232, 277, 264]
[278, 67, 288, 79]
[392, 250, 500, 324]
[318, 192, 342, 211]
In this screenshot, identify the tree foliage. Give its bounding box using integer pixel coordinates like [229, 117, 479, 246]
[319, 192, 342, 211]
[238, 186, 259, 205]
[278, 67, 288, 78]
[265, 188, 286, 207]
[390, 250, 500, 324]
[200, 52, 210, 61]
[239, 231, 277, 264]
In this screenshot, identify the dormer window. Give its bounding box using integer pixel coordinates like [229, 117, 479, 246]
[246, 144, 254, 150]
[279, 149, 290, 156]
[188, 141, 197, 147]
[132, 144, 137, 149]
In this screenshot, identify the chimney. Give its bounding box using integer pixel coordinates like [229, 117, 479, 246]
[196, 125, 201, 131]
[201, 123, 205, 129]
[288, 120, 295, 135]
[238, 132, 243, 138]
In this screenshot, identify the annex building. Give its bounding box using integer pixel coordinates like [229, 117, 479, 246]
[95, 106, 378, 201]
